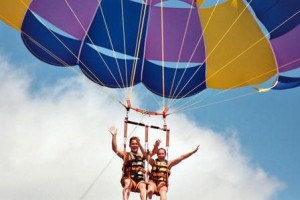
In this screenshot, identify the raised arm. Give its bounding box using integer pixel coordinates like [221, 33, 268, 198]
[137, 137, 147, 158]
[147, 139, 161, 165]
[149, 139, 161, 157]
[138, 139, 160, 165]
[108, 126, 124, 159]
[168, 145, 199, 169]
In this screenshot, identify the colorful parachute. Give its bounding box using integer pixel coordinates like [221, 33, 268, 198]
[1, 0, 300, 105]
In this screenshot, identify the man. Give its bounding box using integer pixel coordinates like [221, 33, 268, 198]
[147, 145, 199, 200]
[109, 126, 159, 200]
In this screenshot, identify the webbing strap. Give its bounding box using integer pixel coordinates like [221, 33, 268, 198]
[123, 116, 128, 162]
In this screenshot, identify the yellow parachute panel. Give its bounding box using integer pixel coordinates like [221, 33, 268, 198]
[0, 0, 32, 31]
[196, 0, 205, 8]
[199, 0, 277, 89]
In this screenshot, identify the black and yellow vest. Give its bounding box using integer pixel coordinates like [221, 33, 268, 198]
[122, 152, 145, 181]
[149, 159, 170, 183]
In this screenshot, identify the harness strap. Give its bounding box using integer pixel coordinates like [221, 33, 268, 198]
[127, 166, 146, 173]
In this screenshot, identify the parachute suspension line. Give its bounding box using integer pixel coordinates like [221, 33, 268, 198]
[170, 0, 229, 102]
[277, 59, 300, 72]
[168, 0, 256, 108]
[128, 1, 148, 99]
[160, 1, 166, 107]
[167, 0, 197, 103]
[173, 57, 296, 113]
[120, 0, 129, 88]
[167, 0, 222, 106]
[172, 0, 300, 113]
[266, 10, 300, 38]
[197, 0, 254, 86]
[172, 90, 259, 114]
[79, 103, 146, 200]
[79, 155, 117, 200]
[65, 0, 127, 90]
[169, 0, 249, 104]
[167, 0, 266, 113]
[98, 5, 126, 88]
[21, 29, 123, 105]
[20, 3, 124, 104]
[138, 1, 167, 111]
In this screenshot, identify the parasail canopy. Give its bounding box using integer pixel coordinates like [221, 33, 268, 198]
[1, 0, 300, 112]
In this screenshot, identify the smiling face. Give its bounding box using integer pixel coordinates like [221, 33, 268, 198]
[129, 137, 139, 153]
[157, 148, 166, 161]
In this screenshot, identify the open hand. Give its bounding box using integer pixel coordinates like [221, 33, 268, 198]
[109, 126, 117, 136]
[154, 139, 161, 147]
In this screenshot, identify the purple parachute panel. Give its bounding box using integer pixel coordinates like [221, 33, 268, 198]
[29, 0, 99, 39]
[271, 25, 300, 73]
[144, 4, 205, 63]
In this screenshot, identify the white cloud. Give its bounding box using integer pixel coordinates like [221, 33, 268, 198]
[0, 55, 283, 200]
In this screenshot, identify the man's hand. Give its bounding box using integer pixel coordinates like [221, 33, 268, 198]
[109, 126, 117, 136]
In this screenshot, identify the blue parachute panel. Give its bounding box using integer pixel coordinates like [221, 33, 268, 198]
[272, 76, 300, 90]
[21, 10, 80, 66]
[142, 61, 206, 98]
[85, 0, 148, 58]
[246, 0, 300, 39]
[79, 43, 142, 88]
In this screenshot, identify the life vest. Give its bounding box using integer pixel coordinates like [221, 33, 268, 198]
[122, 152, 145, 181]
[149, 159, 170, 183]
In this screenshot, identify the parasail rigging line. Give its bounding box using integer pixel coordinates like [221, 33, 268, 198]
[65, 0, 128, 90]
[160, 0, 166, 107]
[128, 0, 149, 100]
[97, 5, 127, 88]
[65, 0, 300, 112]
[169, 1, 300, 110]
[172, 53, 300, 114]
[167, 0, 224, 105]
[166, 0, 223, 106]
[120, 0, 129, 89]
[172, 89, 258, 114]
[139, 1, 169, 111]
[18, 1, 138, 106]
[66, 0, 154, 108]
[12, 7, 127, 107]
[79, 154, 116, 200]
[5, 0, 300, 115]
[12, 0, 165, 115]
[172, 56, 300, 114]
[170, 0, 254, 103]
[79, 109, 148, 200]
[167, 0, 200, 104]
[177, 0, 299, 103]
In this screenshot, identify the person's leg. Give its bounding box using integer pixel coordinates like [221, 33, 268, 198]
[137, 182, 147, 200]
[147, 182, 156, 199]
[158, 185, 168, 200]
[122, 178, 132, 200]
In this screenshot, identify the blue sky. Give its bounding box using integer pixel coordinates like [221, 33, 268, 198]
[1, 10, 300, 200]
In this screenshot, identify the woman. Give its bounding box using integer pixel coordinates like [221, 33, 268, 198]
[147, 145, 199, 200]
